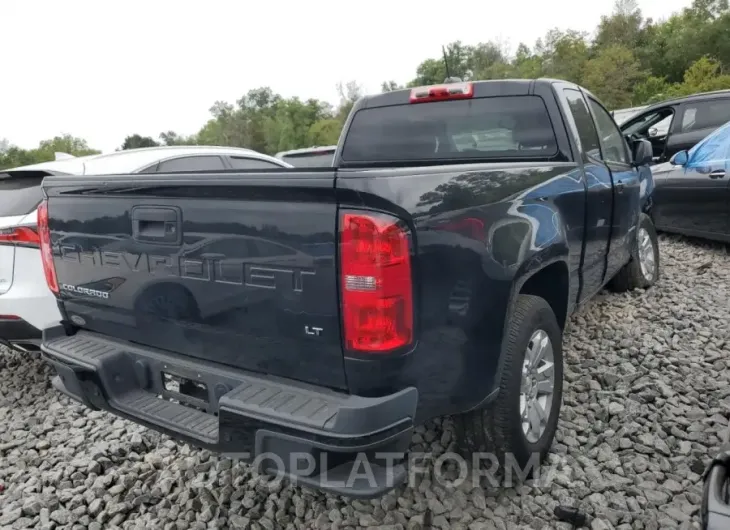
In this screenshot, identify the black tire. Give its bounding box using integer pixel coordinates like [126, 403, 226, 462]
[609, 213, 659, 293]
[455, 294, 563, 476]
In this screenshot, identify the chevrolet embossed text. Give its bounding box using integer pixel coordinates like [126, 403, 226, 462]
[58, 247, 315, 292]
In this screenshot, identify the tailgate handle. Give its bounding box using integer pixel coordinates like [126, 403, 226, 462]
[131, 206, 182, 245]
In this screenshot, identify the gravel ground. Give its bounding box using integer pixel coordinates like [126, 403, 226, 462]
[1, 234, 729, 530]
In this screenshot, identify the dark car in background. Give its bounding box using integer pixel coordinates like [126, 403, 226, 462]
[620, 90, 730, 164]
[651, 119, 730, 242]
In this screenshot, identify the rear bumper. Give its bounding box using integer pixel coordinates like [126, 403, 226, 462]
[41, 328, 417, 498]
[0, 246, 62, 332]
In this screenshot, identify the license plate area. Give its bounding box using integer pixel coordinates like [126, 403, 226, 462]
[161, 371, 211, 413]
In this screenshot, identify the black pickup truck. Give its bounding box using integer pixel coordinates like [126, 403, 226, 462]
[38, 79, 658, 498]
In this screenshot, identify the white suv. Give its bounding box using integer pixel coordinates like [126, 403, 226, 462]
[0, 145, 292, 352]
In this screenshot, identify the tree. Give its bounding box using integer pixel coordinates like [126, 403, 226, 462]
[0, 135, 100, 171]
[37, 134, 98, 157]
[468, 42, 511, 79]
[512, 44, 545, 79]
[632, 76, 673, 104]
[308, 119, 341, 146]
[159, 131, 197, 146]
[594, 0, 646, 52]
[381, 81, 402, 92]
[582, 45, 647, 108]
[121, 134, 159, 150]
[335, 81, 362, 123]
[674, 56, 730, 95]
[404, 0, 729, 109]
[539, 29, 591, 83]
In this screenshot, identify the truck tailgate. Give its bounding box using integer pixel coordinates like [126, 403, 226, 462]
[43, 171, 347, 390]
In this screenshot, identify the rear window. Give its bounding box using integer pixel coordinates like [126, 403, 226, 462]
[281, 152, 335, 168]
[341, 95, 558, 163]
[0, 171, 50, 217]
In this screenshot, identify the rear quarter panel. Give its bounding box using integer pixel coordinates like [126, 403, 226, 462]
[336, 162, 586, 421]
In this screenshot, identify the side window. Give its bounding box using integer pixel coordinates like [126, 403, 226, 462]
[681, 107, 697, 131]
[587, 98, 630, 164]
[139, 162, 159, 174]
[563, 89, 602, 159]
[157, 156, 226, 172]
[680, 99, 730, 132]
[228, 156, 282, 170]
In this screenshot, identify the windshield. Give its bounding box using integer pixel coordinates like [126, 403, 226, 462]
[341, 95, 558, 163]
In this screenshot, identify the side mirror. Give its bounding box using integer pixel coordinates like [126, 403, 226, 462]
[670, 150, 689, 166]
[648, 127, 658, 138]
[632, 139, 653, 167]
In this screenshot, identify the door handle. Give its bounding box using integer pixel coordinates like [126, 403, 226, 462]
[131, 206, 182, 245]
[709, 170, 726, 179]
[616, 180, 625, 193]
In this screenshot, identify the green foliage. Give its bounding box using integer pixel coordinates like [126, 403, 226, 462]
[582, 45, 646, 108]
[0, 134, 99, 170]
[538, 29, 591, 83]
[674, 56, 730, 94]
[381, 80, 402, 92]
[406, 0, 730, 110]
[3, 0, 730, 169]
[594, 0, 645, 51]
[121, 134, 159, 150]
[159, 131, 198, 146]
[632, 76, 673, 104]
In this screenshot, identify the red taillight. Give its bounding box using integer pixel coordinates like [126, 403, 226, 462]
[0, 226, 40, 246]
[37, 200, 59, 294]
[339, 212, 413, 353]
[410, 82, 473, 104]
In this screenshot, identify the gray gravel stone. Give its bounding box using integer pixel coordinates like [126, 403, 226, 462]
[0, 235, 720, 528]
[0, 508, 22, 526]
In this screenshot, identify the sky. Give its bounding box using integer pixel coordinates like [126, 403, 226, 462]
[2, 0, 693, 153]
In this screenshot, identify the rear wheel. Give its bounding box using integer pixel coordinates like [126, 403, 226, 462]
[609, 213, 659, 292]
[455, 294, 563, 476]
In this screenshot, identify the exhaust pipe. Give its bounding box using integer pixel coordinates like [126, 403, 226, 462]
[0, 337, 25, 353]
[16, 343, 41, 353]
